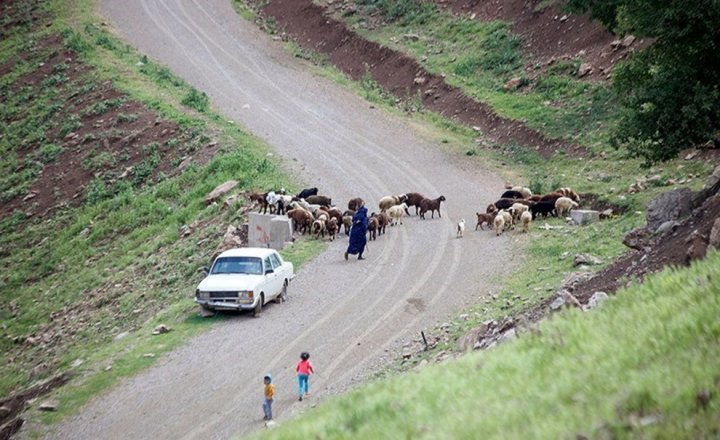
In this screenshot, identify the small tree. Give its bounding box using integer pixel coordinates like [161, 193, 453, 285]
[566, 0, 720, 163]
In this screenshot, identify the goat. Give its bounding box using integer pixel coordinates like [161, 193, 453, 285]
[367, 215, 379, 240]
[297, 187, 318, 200]
[530, 201, 556, 219]
[348, 198, 363, 211]
[501, 190, 524, 199]
[305, 195, 332, 207]
[404, 192, 426, 215]
[249, 192, 270, 214]
[475, 211, 496, 230]
[419, 196, 446, 219]
[555, 187, 580, 203]
[520, 211, 532, 233]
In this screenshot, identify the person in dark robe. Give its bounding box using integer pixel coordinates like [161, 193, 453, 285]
[345, 201, 368, 260]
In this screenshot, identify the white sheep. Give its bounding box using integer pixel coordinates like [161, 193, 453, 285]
[498, 209, 514, 230]
[387, 203, 408, 225]
[511, 186, 533, 198]
[509, 203, 529, 221]
[456, 219, 466, 238]
[493, 213, 505, 236]
[520, 211, 532, 233]
[379, 194, 407, 211]
[555, 196, 579, 217]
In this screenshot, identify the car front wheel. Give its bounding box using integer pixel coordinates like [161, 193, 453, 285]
[253, 293, 264, 318]
[276, 281, 288, 304]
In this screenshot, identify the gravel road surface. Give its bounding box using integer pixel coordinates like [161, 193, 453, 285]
[50, 1, 519, 438]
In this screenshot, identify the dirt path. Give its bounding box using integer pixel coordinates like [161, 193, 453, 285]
[47, 1, 520, 438]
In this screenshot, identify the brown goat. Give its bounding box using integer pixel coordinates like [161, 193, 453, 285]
[348, 197, 364, 211]
[306, 195, 332, 207]
[367, 216, 379, 241]
[475, 211, 497, 230]
[403, 192, 426, 216]
[326, 218, 339, 241]
[249, 192, 270, 214]
[419, 195, 446, 219]
[376, 211, 390, 235]
[286, 208, 313, 234]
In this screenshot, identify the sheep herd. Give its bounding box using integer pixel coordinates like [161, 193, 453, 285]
[481, 186, 581, 236]
[247, 184, 582, 242]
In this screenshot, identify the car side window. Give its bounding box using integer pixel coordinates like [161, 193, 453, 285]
[270, 253, 282, 269]
[264, 257, 273, 273]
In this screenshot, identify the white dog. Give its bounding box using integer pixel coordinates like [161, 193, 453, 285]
[456, 219, 466, 238]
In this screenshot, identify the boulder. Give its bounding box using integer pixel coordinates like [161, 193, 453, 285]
[623, 227, 649, 250]
[38, 400, 58, 411]
[457, 323, 489, 352]
[709, 218, 720, 250]
[152, 324, 171, 335]
[577, 63, 593, 78]
[503, 77, 522, 91]
[685, 230, 708, 263]
[204, 180, 238, 206]
[622, 35, 636, 47]
[584, 291, 609, 311]
[656, 220, 680, 235]
[573, 253, 602, 267]
[570, 209, 600, 225]
[694, 165, 720, 205]
[646, 188, 694, 232]
[212, 225, 244, 260]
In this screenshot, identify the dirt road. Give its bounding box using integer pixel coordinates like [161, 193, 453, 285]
[50, 1, 519, 438]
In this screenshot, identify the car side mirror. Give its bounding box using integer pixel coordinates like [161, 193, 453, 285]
[265, 269, 274, 275]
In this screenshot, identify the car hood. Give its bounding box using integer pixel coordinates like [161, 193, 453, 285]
[197, 274, 264, 292]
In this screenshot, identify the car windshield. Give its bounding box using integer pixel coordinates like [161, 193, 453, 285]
[210, 257, 263, 275]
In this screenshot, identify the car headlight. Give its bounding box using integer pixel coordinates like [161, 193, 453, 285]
[196, 290, 209, 300]
[239, 291, 254, 300]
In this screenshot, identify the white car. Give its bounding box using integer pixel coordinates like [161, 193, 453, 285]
[195, 248, 294, 317]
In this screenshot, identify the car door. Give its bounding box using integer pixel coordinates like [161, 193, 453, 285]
[263, 255, 281, 300]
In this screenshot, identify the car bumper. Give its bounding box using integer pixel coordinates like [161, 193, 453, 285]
[195, 298, 256, 311]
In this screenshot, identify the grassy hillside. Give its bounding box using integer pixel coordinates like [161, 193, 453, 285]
[0, 0, 324, 421]
[255, 250, 720, 439]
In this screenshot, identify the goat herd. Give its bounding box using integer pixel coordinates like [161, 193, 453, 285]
[247, 185, 581, 242]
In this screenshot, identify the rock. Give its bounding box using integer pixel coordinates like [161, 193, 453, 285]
[610, 39, 622, 49]
[577, 63, 592, 78]
[646, 174, 663, 184]
[570, 210, 600, 225]
[402, 33, 420, 41]
[178, 156, 193, 171]
[685, 151, 698, 160]
[503, 77, 522, 91]
[573, 254, 602, 267]
[212, 225, 244, 260]
[401, 350, 412, 360]
[559, 15, 568, 22]
[709, 218, 720, 250]
[599, 209, 614, 219]
[458, 324, 489, 351]
[38, 400, 58, 411]
[549, 295, 566, 311]
[413, 76, 426, 85]
[685, 230, 708, 263]
[114, 331, 130, 341]
[23, 192, 38, 202]
[0, 405, 10, 418]
[497, 328, 517, 346]
[646, 188, 694, 232]
[204, 180, 238, 206]
[152, 324, 171, 335]
[70, 358, 84, 368]
[656, 220, 680, 235]
[561, 290, 583, 309]
[623, 227, 649, 250]
[265, 420, 277, 428]
[622, 35, 636, 47]
[584, 291, 609, 311]
[143, 353, 155, 358]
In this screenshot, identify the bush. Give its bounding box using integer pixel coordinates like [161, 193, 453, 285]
[181, 88, 209, 112]
[566, 0, 720, 163]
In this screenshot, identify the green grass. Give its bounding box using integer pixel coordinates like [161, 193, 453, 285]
[254, 250, 720, 439]
[0, 0, 326, 418]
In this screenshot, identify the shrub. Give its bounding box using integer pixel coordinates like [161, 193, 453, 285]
[181, 88, 209, 112]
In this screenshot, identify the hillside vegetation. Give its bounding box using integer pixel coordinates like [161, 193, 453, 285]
[255, 250, 720, 439]
[0, 0, 322, 421]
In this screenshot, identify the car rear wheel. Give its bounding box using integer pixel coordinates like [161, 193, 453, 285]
[253, 293, 264, 318]
[276, 281, 288, 304]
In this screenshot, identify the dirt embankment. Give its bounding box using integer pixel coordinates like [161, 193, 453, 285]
[1, 33, 216, 221]
[257, 0, 583, 159]
[436, 0, 644, 79]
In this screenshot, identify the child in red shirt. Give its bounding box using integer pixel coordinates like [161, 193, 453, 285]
[296, 352, 314, 401]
